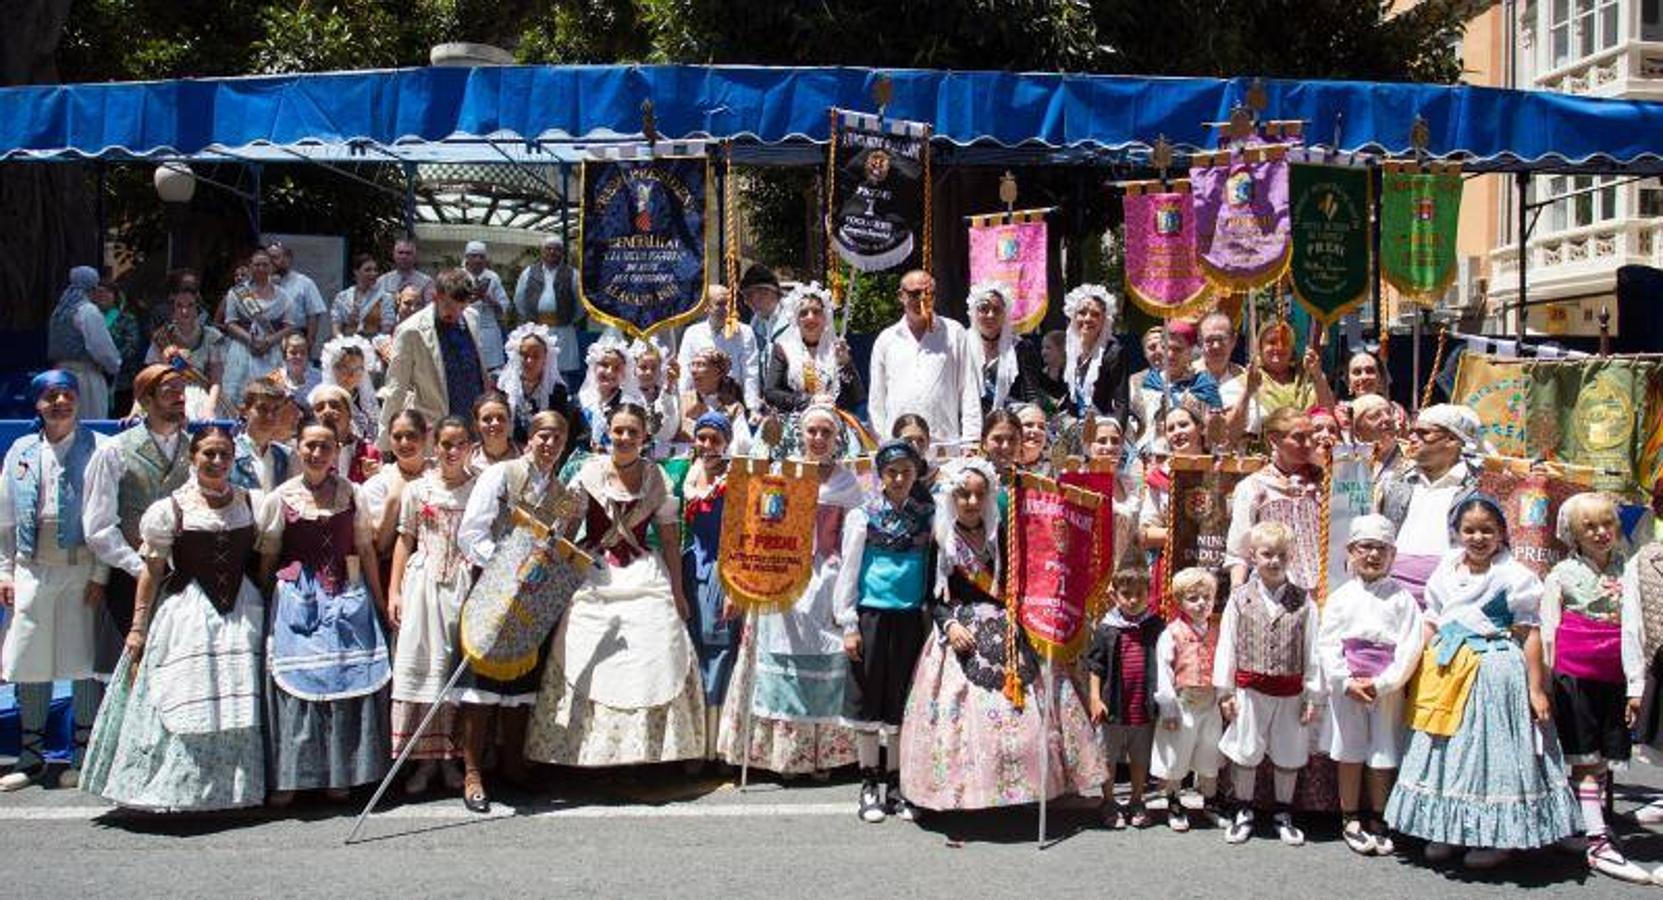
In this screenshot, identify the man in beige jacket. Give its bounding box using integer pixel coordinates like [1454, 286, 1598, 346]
[378, 268, 488, 443]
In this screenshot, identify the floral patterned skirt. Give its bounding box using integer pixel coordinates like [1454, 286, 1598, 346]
[716, 626, 856, 774]
[897, 606, 1105, 811]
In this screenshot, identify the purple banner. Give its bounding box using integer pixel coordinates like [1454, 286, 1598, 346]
[1191, 152, 1291, 290]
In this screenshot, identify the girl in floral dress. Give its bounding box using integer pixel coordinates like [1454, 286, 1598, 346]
[898, 457, 1105, 812]
[386, 416, 477, 796]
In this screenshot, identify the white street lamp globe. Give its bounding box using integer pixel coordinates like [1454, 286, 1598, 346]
[154, 163, 197, 203]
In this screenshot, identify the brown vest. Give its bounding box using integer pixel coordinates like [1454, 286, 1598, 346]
[1230, 581, 1310, 677]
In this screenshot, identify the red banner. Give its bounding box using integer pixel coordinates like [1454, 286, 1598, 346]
[1008, 473, 1103, 661]
[1059, 462, 1117, 625]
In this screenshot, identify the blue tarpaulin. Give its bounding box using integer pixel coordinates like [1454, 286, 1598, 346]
[1, 64, 1661, 171]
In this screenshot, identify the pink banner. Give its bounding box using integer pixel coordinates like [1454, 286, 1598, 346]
[968, 218, 1048, 333]
[1191, 152, 1291, 290]
[1123, 189, 1209, 317]
[1011, 475, 1101, 661]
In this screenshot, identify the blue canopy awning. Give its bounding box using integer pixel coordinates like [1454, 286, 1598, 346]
[1, 64, 1660, 172]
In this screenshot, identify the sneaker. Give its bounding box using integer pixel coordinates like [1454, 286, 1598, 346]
[0, 769, 38, 792]
[1588, 836, 1653, 884]
[1342, 818, 1376, 856]
[1635, 800, 1663, 826]
[1168, 806, 1191, 833]
[1127, 801, 1152, 829]
[1225, 808, 1255, 844]
[1367, 821, 1395, 856]
[1273, 810, 1305, 847]
[885, 783, 916, 822]
[1423, 841, 1458, 863]
[1462, 848, 1510, 870]
[1103, 802, 1128, 830]
[858, 778, 886, 824]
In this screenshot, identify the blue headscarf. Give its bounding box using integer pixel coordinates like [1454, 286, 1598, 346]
[28, 369, 79, 405]
[54, 266, 100, 315]
[692, 410, 732, 441]
[874, 438, 924, 474]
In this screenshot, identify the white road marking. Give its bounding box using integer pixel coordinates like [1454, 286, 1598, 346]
[0, 801, 853, 822]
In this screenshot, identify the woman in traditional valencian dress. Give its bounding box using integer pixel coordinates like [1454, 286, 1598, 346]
[385, 416, 476, 797]
[524, 403, 704, 766]
[455, 409, 577, 811]
[678, 411, 738, 759]
[756, 282, 869, 460]
[82, 423, 267, 811]
[320, 334, 381, 445]
[221, 249, 303, 407]
[898, 457, 1105, 812]
[259, 420, 391, 803]
[718, 404, 860, 777]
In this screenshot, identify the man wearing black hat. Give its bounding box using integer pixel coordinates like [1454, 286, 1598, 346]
[739, 263, 788, 397]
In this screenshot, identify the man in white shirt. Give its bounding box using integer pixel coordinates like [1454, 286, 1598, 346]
[866, 270, 982, 446]
[677, 284, 761, 415]
[372, 238, 435, 332]
[81, 364, 193, 680]
[462, 241, 511, 372]
[1377, 403, 1480, 604]
[513, 235, 585, 380]
[267, 241, 327, 361]
[1196, 311, 1247, 412]
[45, 266, 123, 420]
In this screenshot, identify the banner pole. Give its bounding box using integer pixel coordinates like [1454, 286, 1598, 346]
[1411, 308, 1424, 415]
[738, 607, 760, 791]
[346, 659, 471, 845]
[1037, 656, 1054, 849]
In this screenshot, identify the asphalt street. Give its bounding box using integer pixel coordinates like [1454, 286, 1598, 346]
[4, 762, 1663, 898]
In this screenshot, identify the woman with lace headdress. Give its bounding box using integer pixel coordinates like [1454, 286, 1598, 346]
[574, 333, 643, 456]
[756, 281, 869, 460]
[321, 334, 382, 444]
[1059, 284, 1129, 424]
[964, 280, 1042, 418]
[762, 281, 864, 415]
[497, 323, 580, 448]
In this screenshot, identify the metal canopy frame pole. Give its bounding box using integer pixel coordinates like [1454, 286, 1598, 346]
[1515, 171, 1528, 343]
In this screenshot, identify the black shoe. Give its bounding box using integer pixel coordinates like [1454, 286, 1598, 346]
[858, 768, 885, 823]
[463, 773, 491, 814]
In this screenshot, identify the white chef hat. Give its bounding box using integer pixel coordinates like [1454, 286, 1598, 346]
[1347, 513, 1397, 547]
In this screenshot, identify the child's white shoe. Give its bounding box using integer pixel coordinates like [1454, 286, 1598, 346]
[1587, 836, 1652, 884]
[1341, 817, 1376, 855]
[1273, 810, 1305, 847]
[1168, 806, 1191, 833]
[857, 774, 885, 824]
[1224, 807, 1254, 844]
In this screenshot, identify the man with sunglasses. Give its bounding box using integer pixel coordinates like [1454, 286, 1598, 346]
[867, 270, 982, 448]
[1376, 403, 1481, 604]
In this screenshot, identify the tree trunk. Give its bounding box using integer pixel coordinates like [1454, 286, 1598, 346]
[0, 0, 96, 331]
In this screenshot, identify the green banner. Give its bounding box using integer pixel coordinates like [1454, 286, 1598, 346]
[1380, 169, 1462, 304]
[1289, 164, 1371, 325]
[1526, 359, 1655, 493]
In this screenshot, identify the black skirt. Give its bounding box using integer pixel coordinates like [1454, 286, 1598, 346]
[842, 607, 928, 730]
[1551, 671, 1631, 764]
